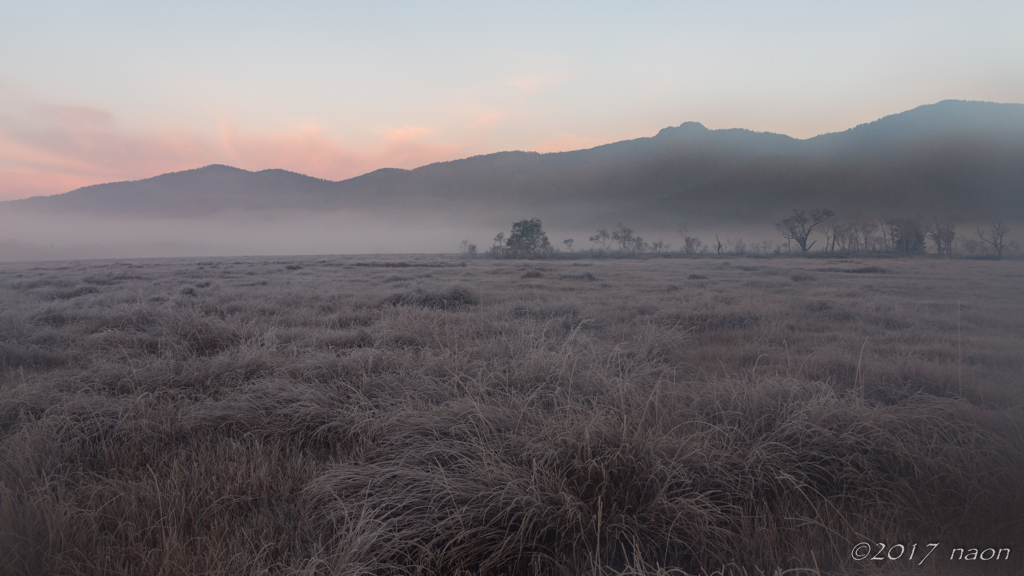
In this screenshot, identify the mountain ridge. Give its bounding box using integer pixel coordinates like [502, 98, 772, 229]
[5, 100, 1023, 229]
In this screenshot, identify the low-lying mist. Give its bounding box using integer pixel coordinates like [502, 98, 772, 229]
[0, 207, 789, 261]
[0, 209, 497, 260]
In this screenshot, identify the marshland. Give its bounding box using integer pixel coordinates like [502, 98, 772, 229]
[1, 255, 1022, 575]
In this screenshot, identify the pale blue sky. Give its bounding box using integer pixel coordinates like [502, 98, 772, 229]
[1, 1, 1022, 198]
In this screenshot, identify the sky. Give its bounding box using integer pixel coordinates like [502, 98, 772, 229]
[1, 0, 1022, 201]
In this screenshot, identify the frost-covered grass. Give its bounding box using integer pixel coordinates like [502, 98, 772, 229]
[1, 255, 1022, 575]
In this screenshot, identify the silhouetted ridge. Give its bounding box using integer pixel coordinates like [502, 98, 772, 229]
[3, 100, 1022, 226]
[810, 100, 1024, 150]
[8, 164, 339, 217]
[600, 100, 1024, 228]
[655, 121, 709, 138]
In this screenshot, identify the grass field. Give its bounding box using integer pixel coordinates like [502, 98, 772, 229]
[1, 255, 1022, 575]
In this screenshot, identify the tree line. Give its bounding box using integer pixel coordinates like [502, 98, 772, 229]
[774, 209, 1013, 257]
[462, 212, 1016, 259]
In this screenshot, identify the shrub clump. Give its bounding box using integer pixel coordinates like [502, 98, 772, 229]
[380, 284, 480, 309]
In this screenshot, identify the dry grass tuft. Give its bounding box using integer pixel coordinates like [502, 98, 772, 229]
[379, 284, 480, 309]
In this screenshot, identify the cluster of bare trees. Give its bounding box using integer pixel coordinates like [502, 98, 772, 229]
[459, 240, 478, 257]
[587, 223, 669, 254]
[468, 214, 1015, 260]
[775, 209, 835, 252]
[473, 221, 673, 260]
[823, 220, 880, 253]
[976, 222, 1011, 257]
[774, 209, 1014, 258]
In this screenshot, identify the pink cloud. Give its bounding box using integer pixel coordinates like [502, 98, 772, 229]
[0, 102, 475, 201]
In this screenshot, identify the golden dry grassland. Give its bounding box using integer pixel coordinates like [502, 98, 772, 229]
[1, 255, 1022, 575]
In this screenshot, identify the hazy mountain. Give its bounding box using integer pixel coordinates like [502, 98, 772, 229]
[594, 100, 1024, 228]
[6, 120, 803, 227]
[3, 100, 1022, 240]
[9, 165, 341, 217]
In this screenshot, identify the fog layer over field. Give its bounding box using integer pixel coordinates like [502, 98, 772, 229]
[0, 207, 789, 261]
[0, 210, 511, 259]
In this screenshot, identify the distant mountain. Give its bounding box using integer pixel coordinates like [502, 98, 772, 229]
[599, 100, 1024, 228]
[6, 122, 801, 226]
[9, 165, 340, 217]
[328, 123, 802, 224]
[5, 100, 1023, 231]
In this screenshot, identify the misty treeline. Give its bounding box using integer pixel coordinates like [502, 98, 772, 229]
[463, 212, 1018, 259]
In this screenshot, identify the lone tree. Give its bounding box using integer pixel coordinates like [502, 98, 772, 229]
[506, 218, 551, 258]
[589, 228, 613, 250]
[977, 222, 1009, 258]
[775, 209, 834, 253]
[563, 238, 574, 252]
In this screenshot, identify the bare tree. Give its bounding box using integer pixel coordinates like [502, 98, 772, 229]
[824, 221, 839, 252]
[878, 219, 895, 251]
[837, 223, 857, 252]
[611, 223, 639, 253]
[589, 229, 612, 250]
[678, 225, 703, 255]
[928, 217, 956, 257]
[714, 234, 723, 255]
[825, 221, 855, 253]
[977, 222, 1009, 258]
[775, 209, 834, 253]
[489, 232, 508, 258]
[856, 220, 879, 252]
